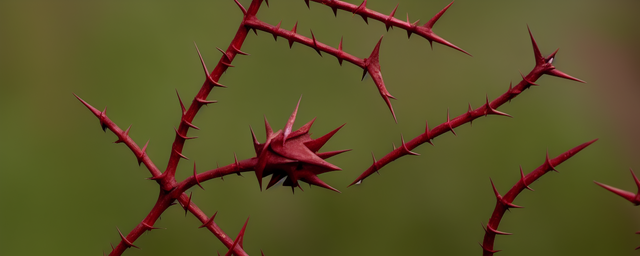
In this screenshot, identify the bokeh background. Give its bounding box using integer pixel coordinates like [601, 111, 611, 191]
[1, 0, 639, 255]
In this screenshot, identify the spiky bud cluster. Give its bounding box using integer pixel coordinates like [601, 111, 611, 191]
[251, 98, 348, 193]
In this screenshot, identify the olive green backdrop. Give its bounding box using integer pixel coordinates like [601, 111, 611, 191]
[1, 0, 639, 255]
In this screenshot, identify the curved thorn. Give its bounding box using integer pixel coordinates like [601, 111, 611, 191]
[424, 120, 434, 145]
[182, 192, 193, 216]
[425, 1, 453, 29]
[138, 140, 149, 165]
[199, 211, 218, 228]
[194, 42, 226, 88]
[234, 0, 247, 16]
[114, 125, 132, 143]
[173, 147, 189, 160]
[288, 21, 298, 48]
[385, 4, 399, 31]
[520, 165, 534, 191]
[310, 30, 322, 56]
[193, 162, 204, 190]
[174, 127, 197, 140]
[117, 227, 139, 249]
[447, 108, 456, 136]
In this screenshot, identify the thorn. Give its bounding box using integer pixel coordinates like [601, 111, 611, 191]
[304, 0, 310, 9]
[176, 90, 186, 115]
[490, 178, 523, 209]
[141, 222, 163, 231]
[424, 120, 434, 145]
[234, 0, 247, 16]
[225, 217, 250, 256]
[467, 103, 474, 127]
[482, 222, 513, 235]
[217, 47, 232, 62]
[371, 152, 380, 175]
[364, 36, 397, 123]
[353, 0, 368, 24]
[520, 71, 538, 86]
[74, 93, 111, 130]
[546, 68, 586, 83]
[331, 6, 338, 17]
[310, 30, 322, 56]
[544, 150, 558, 172]
[288, 21, 298, 48]
[273, 21, 281, 41]
[250, 126, 262, 155]
[116, 227, 139, 249]
[385, 4, 399, 31]
[479, 242, 501, 254]
[138, 140, 149, 165]
[594, 168, 640, 205]
[264, 0, 269, 8]
[520, 165, 534, 191]
[173, 148, 189, 160]
[446, 108, 456, 136]
[484, 94, 512, 117]
[303, 123, 345, 152]
[182, 119, 200, 130]
[283, 96, 302, 144]
[399, 134, 419, 156]
[507, 80, 522, 97]
[114, 125, 131, 143]
[233, 152, 241, 174]
[100, 107, 108, 132]
[337, 36, 344, 65]
[425, 1, 453, 30]
[527, 25, 545, 67]
[174, 127, 197, 140]
[217, 47, 235, 67]
[195, 97, 217, 105]
[194, 42, 226, 88]
[199, 211, 218, 228]
[182, 192, 193, 216]
[193, 162, 204, 190]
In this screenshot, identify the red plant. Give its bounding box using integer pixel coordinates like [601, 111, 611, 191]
[595, 169, 640, 249]
[73, 0, 603, 255]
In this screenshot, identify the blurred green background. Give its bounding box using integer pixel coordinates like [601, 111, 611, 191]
[1, 0, 639, 255]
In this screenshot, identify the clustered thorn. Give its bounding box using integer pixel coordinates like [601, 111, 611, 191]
[250, 98, 347, 193]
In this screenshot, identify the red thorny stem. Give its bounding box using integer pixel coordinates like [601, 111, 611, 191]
[74, 0, 587, 255]
[349, 26, 585, 186]
[244, 0, 469, 123]
[481, 139, 597, 255]
[160, 0, 264, 191]
[307, 0, 470, 56]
